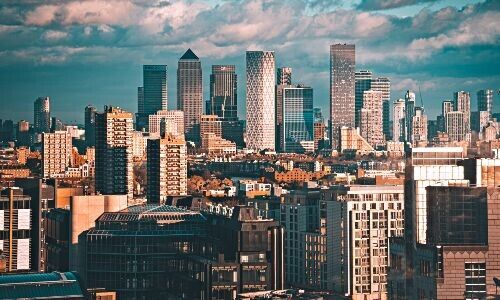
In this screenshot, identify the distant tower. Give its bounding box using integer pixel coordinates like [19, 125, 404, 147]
[404, 91, 416, 142]
[209, 65, 237, 121]
[84, 105, 97, 147]
[277, 67, 292, 85]
[360, 90, 383, 148]
[411, 107, 428, 146]
[177, 49, 202, 143]
[477, 89, 493, 118]
[95, 106, 134, 198]
[330, 44, 355, 149]
[453, 91, 471, 135]
[34, 97, 51, 133]
[137, 65, 168, 131]
[246, 51, 276, 151]
[355, 70, 372, 128]
[392, 99, 405, 142]
[371, 77, 390, 141]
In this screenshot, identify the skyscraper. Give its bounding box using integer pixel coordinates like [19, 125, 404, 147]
[208, 65, 237, 121]
[392, 98, 405, 142]
[177, 49, 202, 143]
[404, 90, 416, 142]
[354, 70, 372, 128]
[137, 65, 168, 130]
[411, 107, 428, 146]
[147, 134, 187, 203]
[330, 44, 355, 149]
[34, 96, 51, 133]
[453, 91, 471, 135]
[246, 51, 276, 150]
[477, 89, 493, 117]
[95, 106, 134, 198]
[359, 90, 383, 147]
[446, 111, 467, 141]
[280, 85, 314, 153]
[84, 105, 97, 147]
[277, 67, 292, 85]
[313, 107, 326, 151]
[372, 77, 391, 140]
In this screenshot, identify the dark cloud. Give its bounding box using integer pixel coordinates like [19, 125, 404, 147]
[357, 0, 441, 11]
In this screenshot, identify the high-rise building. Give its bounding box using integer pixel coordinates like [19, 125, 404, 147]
[453, 91, 471, 135]
[34, 96, 51, 133]
[0, 187, 33, 272]
[404, 90, 416, 143]
[137, 65, 168, 131]
[42, 131, 72, 178]
[148, 110, 184, 137]
[200, 115, 222, 139]
[246, 51, 276, 150]
[277, 67, 292, 85]
[147, 134, 187, 203]
[372, 77, 391, 140]
[392, 98, 405, 142]
[427, 119, 438, 141]
[477, 89, 493, 118]
[278, 85, 314, 153]
[411, 107, 428, 146]
[330, 44, 355, 149]
[446, 111, 467, 141]
[208, 65, 237, 121]
[95, 106, 134, 198]
[84, 105, 96, 147]
[359, 90, 383, 148]
[177, 49, 202, 143]
[354, 70, 372, 128]
[471, 110, 490, 133]
[313, 108, 326, 151]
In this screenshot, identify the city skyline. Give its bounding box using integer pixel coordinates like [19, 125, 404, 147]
[0, 0, 498, 123]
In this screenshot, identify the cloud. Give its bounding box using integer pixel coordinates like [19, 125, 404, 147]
[357, 0, 441, 11]
[42, 29, 68, 41]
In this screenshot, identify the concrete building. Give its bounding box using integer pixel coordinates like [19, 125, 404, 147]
[446, 111, 467, 142]
[340, 126, 374, 154]
[200, 114, 223, 139]
[137, 65, 168, 130]
[477, 89, 493, 118]
[330, 44, 355, 149]
[0, 188, 33, 272]
[355, 70, 372, 128]
[359, 90, 383, 148]
[246, 51, 276, 151]
[324, 185, 404, 299]
[313, 108, 326, 151]
[16, 120, 31, 147]
[279, 85, 314, 153]
[34, 96, 51, 134]
[392, 99, 405, 142]
[371, 77, 391, 141]
[147, 134, 187, 203]
[201, 133, 237, 156]
[95, 106, 134, 198]
[42, 131, 72, 178]
[208, 65, 238, 121]
[411, 107, 428, 146]
[131, 131, 147, 160]
[471, 110, 490, 133]
[148, 110, 184, 137]
[453, 91, 471, 135]
[177, 49, 202, 143]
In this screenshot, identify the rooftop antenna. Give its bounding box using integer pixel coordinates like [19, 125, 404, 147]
[418, 84, 424, 108]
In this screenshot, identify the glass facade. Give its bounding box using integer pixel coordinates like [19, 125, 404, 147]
[281, 86, 313, 153]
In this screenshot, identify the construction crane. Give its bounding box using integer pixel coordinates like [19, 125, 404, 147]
[221, 91, 228, 119]
[418, 84, 424, 108]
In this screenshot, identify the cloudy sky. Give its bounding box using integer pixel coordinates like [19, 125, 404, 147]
[0, 0, 498, 124]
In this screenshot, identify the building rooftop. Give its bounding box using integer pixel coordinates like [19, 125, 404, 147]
[97, 204, 206, 224]
[180, 48, 199, 60]
[0, 272, 85, 299]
